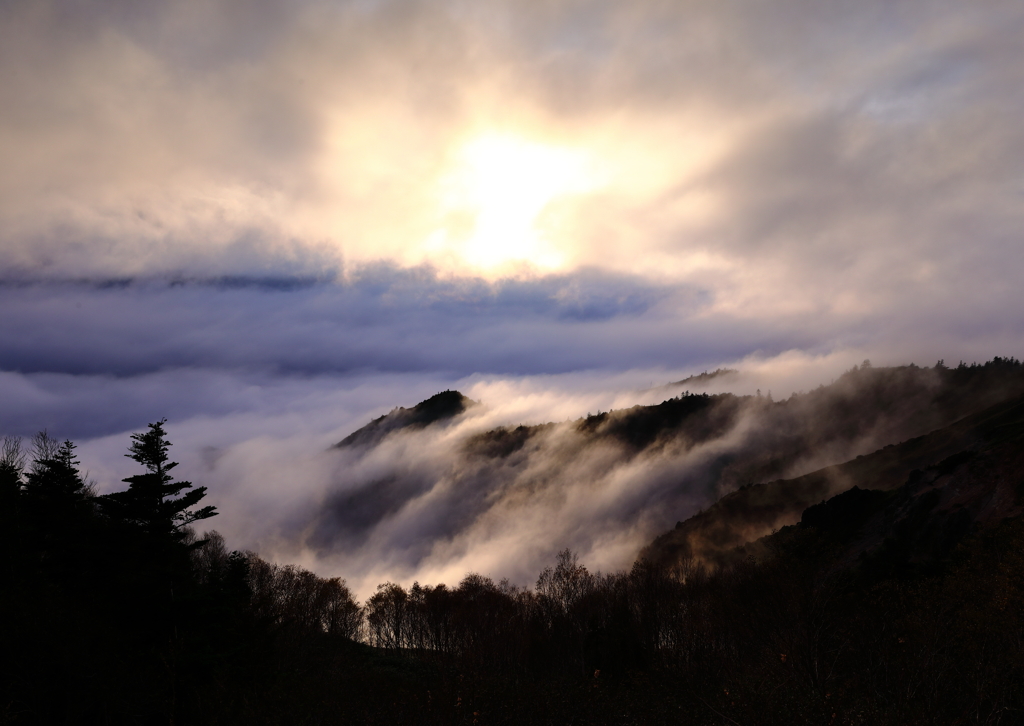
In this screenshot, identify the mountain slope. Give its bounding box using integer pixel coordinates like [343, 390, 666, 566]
[335, 390, 475, 449]
[793, 437, 1024, 575]
[639, 389, 1024, 570]
[309, 358, 1024, 587]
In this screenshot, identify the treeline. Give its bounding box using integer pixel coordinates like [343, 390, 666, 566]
[190, 521, 1024, 724]
[353, 532, 1024, 725]
[0, 422, 378, 724]
[4, 401, 1024, 723]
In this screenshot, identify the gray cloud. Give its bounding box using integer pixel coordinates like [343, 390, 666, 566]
[2, 0, 1021, 291]
[2, 0, 1023, 594]
[0, 267, 705, 383]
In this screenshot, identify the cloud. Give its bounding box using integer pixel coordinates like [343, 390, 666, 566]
[2, 0, 1021, 372]
[0, 268, 706, 381]
[2, 0, 1024, 596]
[1, 0, 1021, 301]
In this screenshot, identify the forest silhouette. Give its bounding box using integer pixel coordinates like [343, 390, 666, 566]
[3, 358, 1024, 724]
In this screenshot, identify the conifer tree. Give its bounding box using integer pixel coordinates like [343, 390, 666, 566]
[24, 434, 91, 506]
[99, 419, 216, 540]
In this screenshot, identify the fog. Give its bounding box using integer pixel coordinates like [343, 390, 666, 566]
[10, 351, 951, 600]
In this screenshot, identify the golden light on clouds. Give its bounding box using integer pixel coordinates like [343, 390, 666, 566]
[308, 107, 732, 280]
[0, 0, 1015, 328]
[427, 133, 606, 272]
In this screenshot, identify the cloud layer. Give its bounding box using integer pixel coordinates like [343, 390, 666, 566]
[2, 0, 1023, 595]
[3, 1, 1023, 297]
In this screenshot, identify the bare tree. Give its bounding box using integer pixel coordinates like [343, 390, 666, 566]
[366, 582, 410, 650]
[28, 431, 59, 476]
[1, 435, 25, 473]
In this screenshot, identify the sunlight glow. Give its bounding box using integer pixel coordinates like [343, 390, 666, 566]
[429, 134, 603, 271]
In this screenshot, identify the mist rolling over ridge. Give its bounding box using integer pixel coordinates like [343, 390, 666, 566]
[271, 358, 1024, 597]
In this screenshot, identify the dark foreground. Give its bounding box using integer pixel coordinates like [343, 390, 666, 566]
[4, 368, 1024, 724]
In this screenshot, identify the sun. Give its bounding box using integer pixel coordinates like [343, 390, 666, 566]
[429, 134, 601, 271]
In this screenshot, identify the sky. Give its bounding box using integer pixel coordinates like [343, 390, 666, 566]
[2, 0, 1023, 594]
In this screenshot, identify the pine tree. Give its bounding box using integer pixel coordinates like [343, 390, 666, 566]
[99, 419, 216, 540]
[20, 434, 95, 571]
[24, 434, 91, 506]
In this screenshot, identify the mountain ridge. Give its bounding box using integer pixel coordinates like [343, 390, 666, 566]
[335, 389, 475, 449]
[318, 357, 1024, 583]
[640, 388, 1024, 571]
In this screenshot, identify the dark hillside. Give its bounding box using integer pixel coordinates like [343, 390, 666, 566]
[571, 359, 1024, 488]
[670, 367, 738, 386]
[335, 390, 475, 449]
[461, 392, 735, 461]
[707, 358, 1024, 491]
[463, 422, 555, 459]
[640, 385, 1024, 570]
[790, 430, 1024, 576]
[574, 392, 736, 452]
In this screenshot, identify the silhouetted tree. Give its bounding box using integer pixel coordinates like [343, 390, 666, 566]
[0, 435, 24, 493]
[367, 582, 410, 649]
[0, 435, 24, 515]
[99, 419, 216, 540]
[23, 433, 92, 507]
